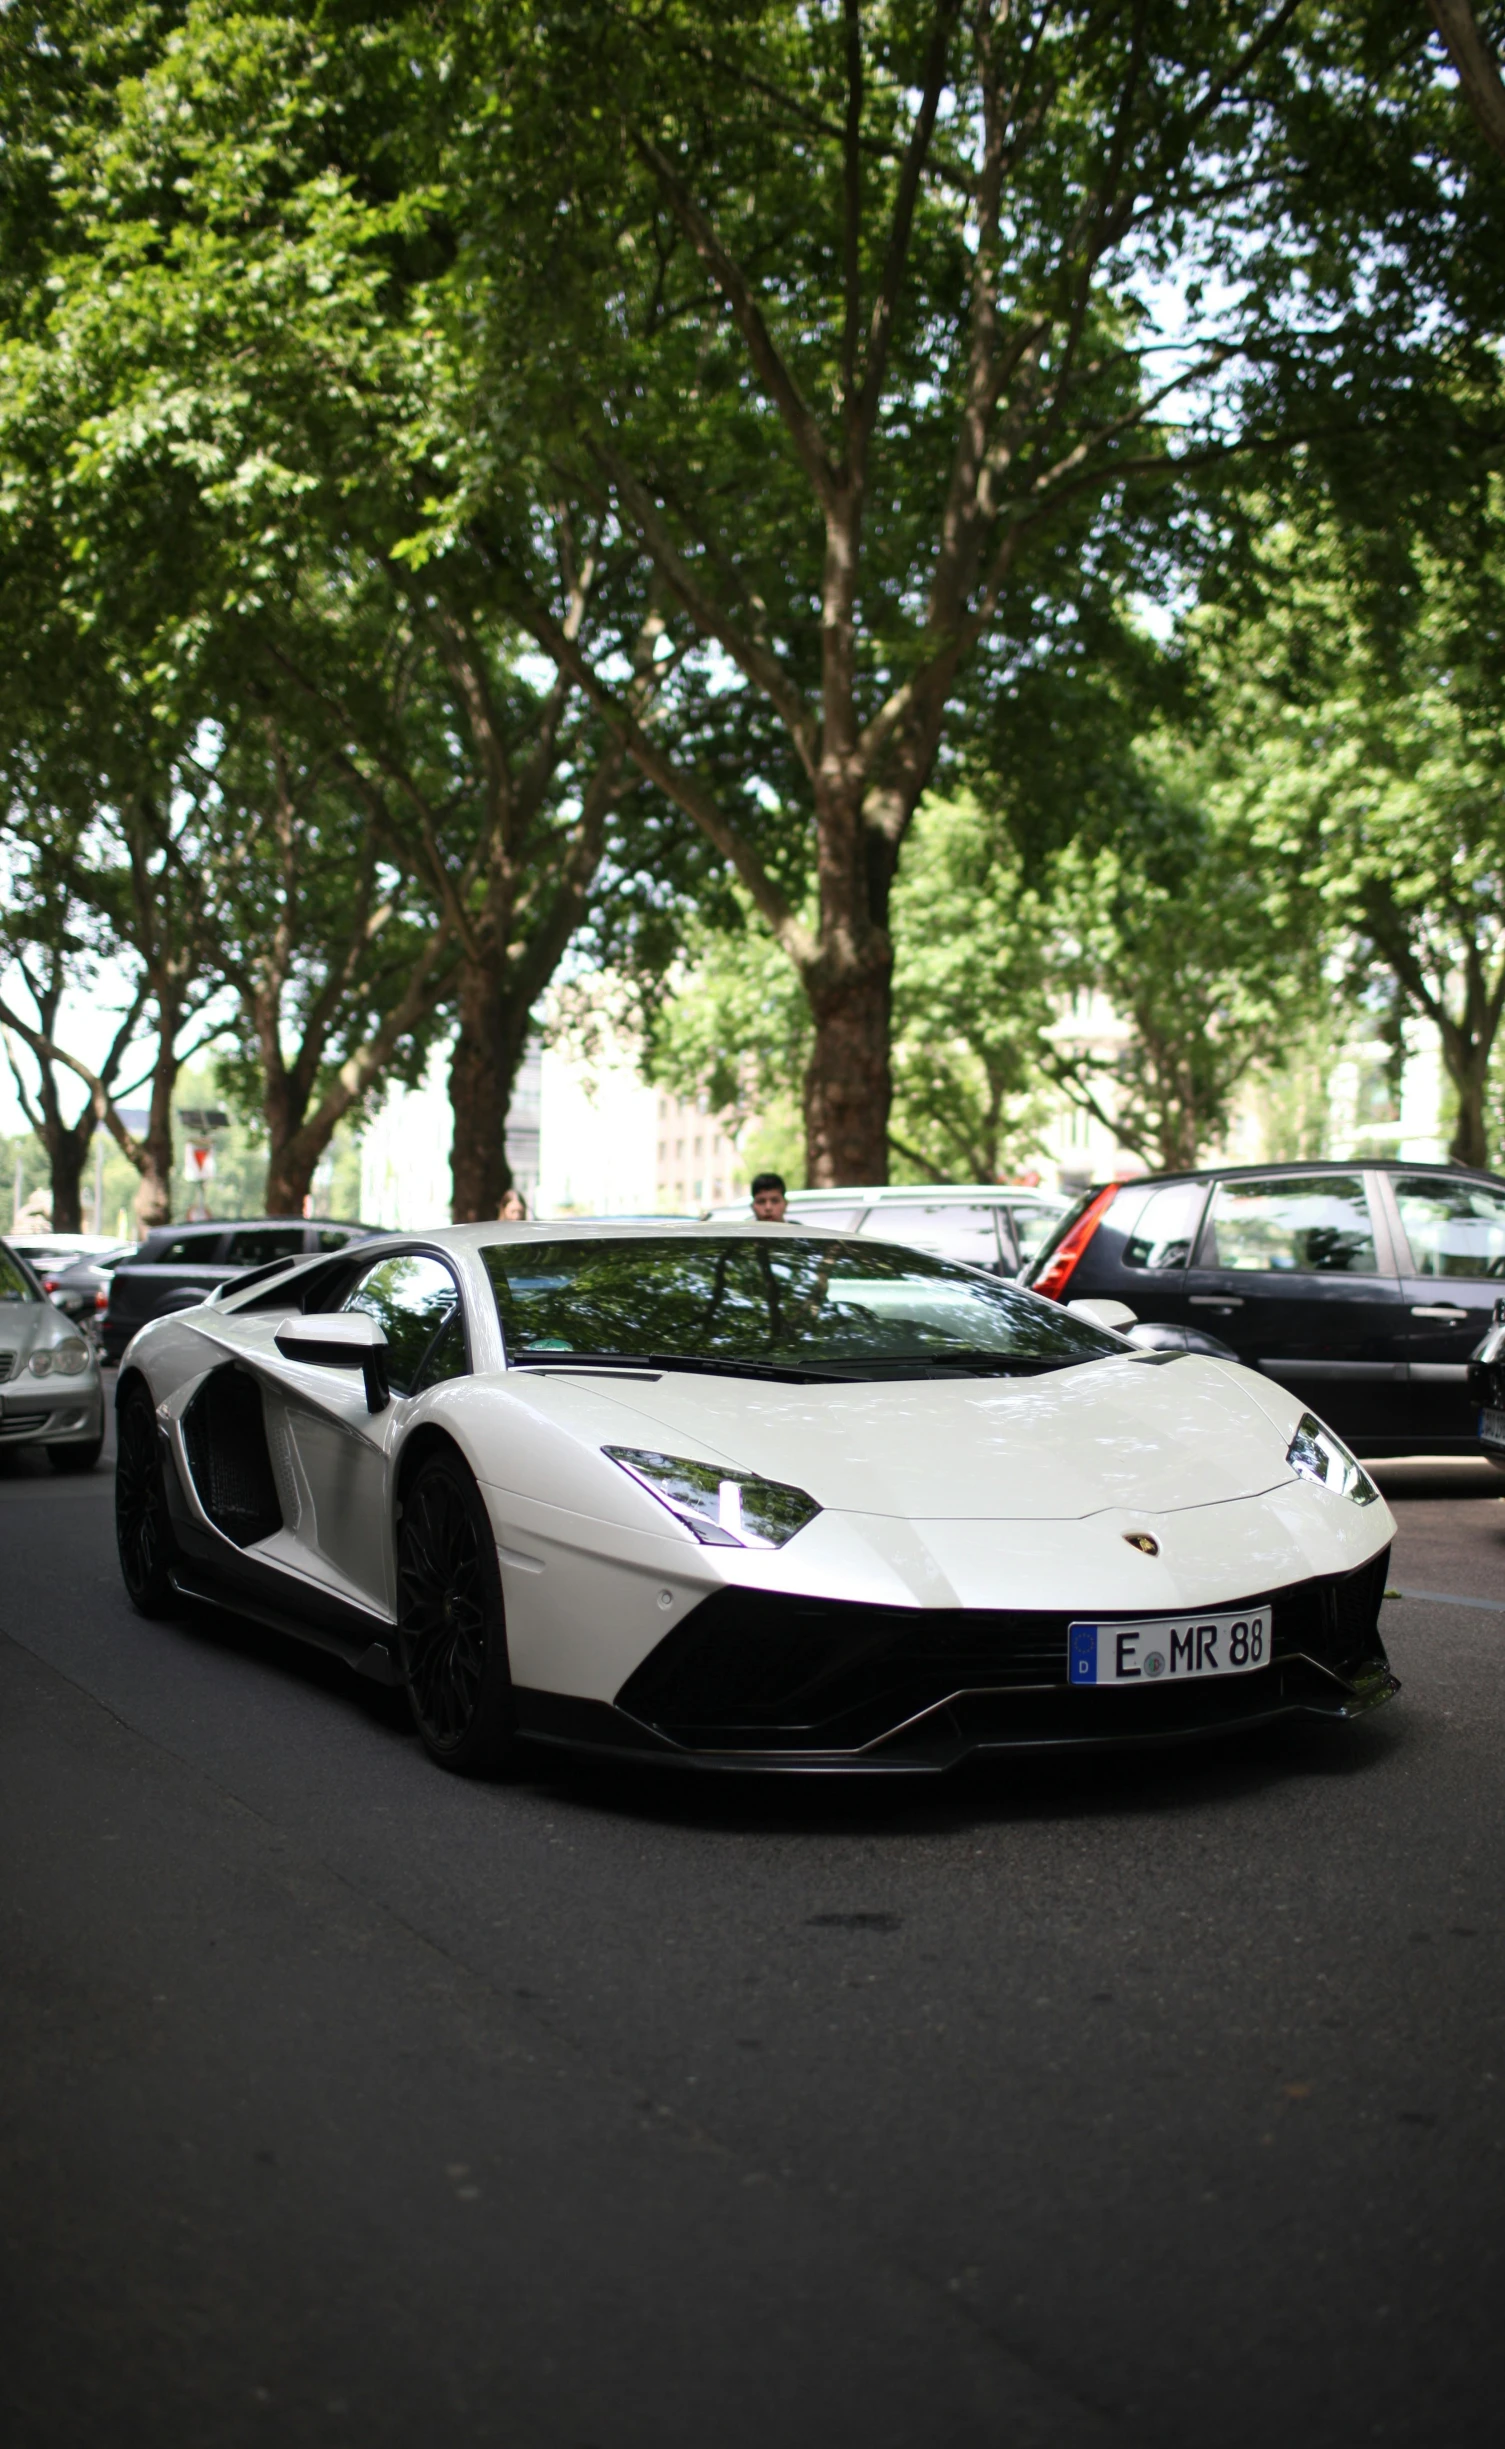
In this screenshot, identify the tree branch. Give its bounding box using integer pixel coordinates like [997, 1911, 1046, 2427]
[1429, 0, 1505, 166]
[632, 130, 837, 508]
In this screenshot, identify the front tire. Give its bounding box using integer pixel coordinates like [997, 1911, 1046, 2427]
[115, 1382, 176, 1616]
[395, 1451, 517, 1774]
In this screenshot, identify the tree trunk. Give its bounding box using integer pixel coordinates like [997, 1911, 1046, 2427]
[261, 1068, 307, 1216]
[1449, 1054, 1490, 1170]
[264, 1142, 316, 1217]
[135, 1048, 177, 1234]
[47, 1130, 87, 1234]
[802, 958, 893, 1186]
[449, 963, 533, 1221]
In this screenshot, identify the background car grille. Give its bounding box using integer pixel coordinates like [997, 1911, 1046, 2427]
[616, 1548, 1393, 1754]
[0, 1351, 15, 1383]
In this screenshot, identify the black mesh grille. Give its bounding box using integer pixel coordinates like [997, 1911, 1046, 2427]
[617, 1547, 1393, 1754]
[182, 1366, 282, 1548]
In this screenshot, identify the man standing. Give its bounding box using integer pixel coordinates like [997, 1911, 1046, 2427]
[750, 1173, 788, 1223]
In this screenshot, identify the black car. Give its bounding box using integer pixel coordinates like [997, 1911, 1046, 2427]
[102, 1217, 375, 1362]
[1023, 1159, 1505, 1458]
[44, 1242, 137, 1340]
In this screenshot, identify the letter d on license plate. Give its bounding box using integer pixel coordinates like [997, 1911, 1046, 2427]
[1068, 1609, 1269, 1686]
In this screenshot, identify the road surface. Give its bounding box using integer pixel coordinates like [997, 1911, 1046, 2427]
[3, 1422, 1503, 2448]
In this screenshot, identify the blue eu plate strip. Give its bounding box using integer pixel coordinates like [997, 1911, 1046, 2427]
[1069, 1624, 1098, 1685]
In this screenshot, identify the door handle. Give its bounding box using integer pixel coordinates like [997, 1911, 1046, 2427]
[1411, 1305, 1470, 1321]
[1190, 1295, 1244, 1307]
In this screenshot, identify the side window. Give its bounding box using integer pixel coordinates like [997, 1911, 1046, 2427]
[1394, 1176, 1505, 1279]
[411, 1308, 469, 1396]
[343, 1253, 463, 1395]
[159, 1232, 225, 1266]
[788, 1204, 864, 1234]
[858, 1203, 1003, 1271]
[1122, 1182, 1207, 1271]
[1007, 1202, 1068, 1272]
[225, 1226, 306, 1267]
[1201, 1176, 1378, 1275]
[316, 1227, 359, 1252]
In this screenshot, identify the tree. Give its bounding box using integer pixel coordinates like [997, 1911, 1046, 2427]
[0, 625, 226, 1232]
[885, 800, 1054, 1181]
[0, 1, 662, 1221]
[1042, 761, 1321, 1173]
[1214, 509, 1505, 1169]
[0, 864, 149, 1235]
[426, 0, 1499, 1182]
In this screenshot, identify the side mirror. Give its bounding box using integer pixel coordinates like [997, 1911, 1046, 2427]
[1066, 1297, 1138, 1334]
[274, 1312, 391, 1413]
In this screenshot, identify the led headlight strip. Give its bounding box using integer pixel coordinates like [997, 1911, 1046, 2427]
[604, 1447, 821, 1549]
[1286, 1412, 1379, 1505]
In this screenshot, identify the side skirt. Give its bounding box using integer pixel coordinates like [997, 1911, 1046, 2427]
[159, 1425, 400, 1686]
[167, 1562, 402, 1687]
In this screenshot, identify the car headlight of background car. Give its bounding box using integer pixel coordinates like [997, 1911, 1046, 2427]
[29, 1339, 93, 1378]
[1286, 1412, 1378, 1505]
[604, 1447, 821, 1548]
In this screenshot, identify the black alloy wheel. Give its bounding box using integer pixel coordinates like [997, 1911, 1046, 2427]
[115, 1382, 175, 1615]
[395, 1451, 517, 1774]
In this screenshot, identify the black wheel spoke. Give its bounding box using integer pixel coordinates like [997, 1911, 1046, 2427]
[397, 1465, 496, 1755]
[116, 1400, 162, 1597]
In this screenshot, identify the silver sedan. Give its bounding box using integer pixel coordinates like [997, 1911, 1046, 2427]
[0, 1238, 106, 1471]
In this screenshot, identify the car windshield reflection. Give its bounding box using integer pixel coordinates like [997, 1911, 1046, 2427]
[483, 1234, 1123, 1379]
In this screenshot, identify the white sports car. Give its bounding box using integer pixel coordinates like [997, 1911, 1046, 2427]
[114, 1221, 1399, 1773]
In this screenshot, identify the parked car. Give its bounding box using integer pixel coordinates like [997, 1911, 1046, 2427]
[113, 1218, 1396, 1771]
[1022, 1159, 1505, 1457]
[9, 1230, 125, 1280]
[41, 1241, 137, 1338]
[102, 1216, 376, 1362]
[714, 1184, 1070, 1276]
[0, 1235, 107, 1470]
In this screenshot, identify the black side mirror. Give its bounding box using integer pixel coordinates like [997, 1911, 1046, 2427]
[274, 1313, 391, 1413]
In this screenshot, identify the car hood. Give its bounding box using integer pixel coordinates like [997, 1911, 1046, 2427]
[508, 1352, 1302, 1521]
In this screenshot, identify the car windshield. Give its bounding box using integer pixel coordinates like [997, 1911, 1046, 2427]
[483, 1234, 1124, 1378]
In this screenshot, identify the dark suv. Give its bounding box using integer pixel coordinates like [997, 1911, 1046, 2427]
[102, 1218, 374, 1362]
[1023, 1160, 1505, 1458]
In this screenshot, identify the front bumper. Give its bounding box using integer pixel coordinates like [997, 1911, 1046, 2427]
[0, 1378, 105, 1446]
[512, 1547, 1398, 1770]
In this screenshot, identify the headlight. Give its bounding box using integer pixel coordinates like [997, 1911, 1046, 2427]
[604, 1447, 821, 1548]
[1286, 1412, 1378, 1505]
[29, 1340, 91, 1378]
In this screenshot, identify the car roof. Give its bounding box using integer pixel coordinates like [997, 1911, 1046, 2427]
[1101, 1158, 1505, 1192]
[786, 1182, 1058, 1201]
[380, 1218, 1035, 1256]
[145, 1215, 373, 1237]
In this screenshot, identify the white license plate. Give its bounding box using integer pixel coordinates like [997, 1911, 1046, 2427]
[1481, 1408, 1505, 1448]
[1068, 1609, 1269, 1686]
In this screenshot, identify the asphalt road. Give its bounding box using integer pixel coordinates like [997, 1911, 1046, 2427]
[3, 1414, 1504, 2449]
